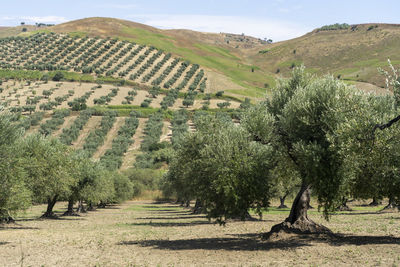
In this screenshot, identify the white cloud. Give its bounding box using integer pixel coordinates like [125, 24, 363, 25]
[127, 14, 310, 41]
[0, 15, 68, 25]
[21, 16, 68, 24]
[0, 16, 16, 21]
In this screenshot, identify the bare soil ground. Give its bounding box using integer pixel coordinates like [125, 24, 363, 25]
[120, 118, 148, 170]
[1, 81, 241, 111]
[159, 121, 172, 143]
[1, 200, 399, 266]
[72, 116, 102, 149]
[52, 115, 78, 137]
[24, 115, 52, 136]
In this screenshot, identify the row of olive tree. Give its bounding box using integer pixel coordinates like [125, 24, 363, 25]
[164, 66, 400, 234]
[0, 113, 135, 221]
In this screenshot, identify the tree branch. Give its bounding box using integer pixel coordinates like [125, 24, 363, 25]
[373, 114, 400, 132]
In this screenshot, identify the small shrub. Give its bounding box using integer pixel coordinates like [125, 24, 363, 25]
[216, 91, 224, 97]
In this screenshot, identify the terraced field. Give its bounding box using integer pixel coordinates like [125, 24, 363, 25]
[0, 80, 241, 170]
[0, 31, 246, 171]
[0, 33, 207, 93]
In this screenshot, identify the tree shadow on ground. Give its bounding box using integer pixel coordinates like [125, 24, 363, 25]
[37, 216, 85, 221]
[0, 225, 39, 230]
[122, 220, 213, 227]
[98, 205, 121, 210]
[119, 235, 310, 251]
[0, 242, 9, 245]
[136, 215, 207, 220]
[328, 234, 400, 246]
[15, 216, 85, 222]
[332, 210, 399, 216]
[149, 209, 191, 213]
[119, 232, 400, 251]
[141, 205, 182, 209]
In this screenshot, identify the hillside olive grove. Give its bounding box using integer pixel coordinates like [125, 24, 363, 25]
[0, 110, 135, 221]
[1, 64, 399, 236]
[165, 66, 400, 234]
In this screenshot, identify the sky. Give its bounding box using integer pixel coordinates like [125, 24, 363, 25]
[0, 0, 399, 41]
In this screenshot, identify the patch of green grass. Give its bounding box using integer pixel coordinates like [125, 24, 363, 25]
[277, 60, 304, 69]
[353, 59, 382, 68]
[48, 71, 95, 82]
[67, 31, 87, 38]
[120, 26, 174, 47]
[19, 28, 51, 37]
[227, 87, 266, 98]
[194, 43, 239, 60]
[0, 69, 43, 80]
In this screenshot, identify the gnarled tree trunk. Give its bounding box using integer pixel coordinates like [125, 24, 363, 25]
[266, 184, 331, 238]
[76, 200, 86, 213]
[278, 195, 288, 209]
[369, 197, 382, 206]
[63, 198, 79, 216]
[185, 200, 190, 208]
[0, 211, 15, 224]
[87, 202, 95, 211]
[41, 195, 58, 218]
[336, 197, 352, 211]
[192, 199, 204, 214]
[383, 196, 399, 210]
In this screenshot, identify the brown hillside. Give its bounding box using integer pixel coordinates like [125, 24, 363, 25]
[49, 18, 400, 89]
[2, 17, 400, 94]
[251, 23, 400, 87]
[52, 17, 161, 37]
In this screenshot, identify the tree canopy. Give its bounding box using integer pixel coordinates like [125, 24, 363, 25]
[166, 66, 400, 233]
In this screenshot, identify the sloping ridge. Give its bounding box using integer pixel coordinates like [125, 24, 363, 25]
[2, 17, 400, 95]
[51, 17, 161, 37]
[47, 18, 400, 90]
[252, 23, 400, 87]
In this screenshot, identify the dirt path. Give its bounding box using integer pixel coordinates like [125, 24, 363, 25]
[159, 121, 172, 143]
[188, 120, 196, 133]
[120, 118, 148, 170]
[24, 116, 51, 136]
[92, 117, 126, 159]
[1, 200, 400, 266]
[52, 115, 78, 137]
[72, 116, 102, 149]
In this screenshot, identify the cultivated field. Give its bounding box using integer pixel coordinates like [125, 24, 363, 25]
[0, 79, 241, 170]
[1, 200, 399, 266]
[0, 33, 207, 93]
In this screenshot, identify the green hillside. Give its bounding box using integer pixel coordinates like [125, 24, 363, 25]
[2, 18, 400, 98]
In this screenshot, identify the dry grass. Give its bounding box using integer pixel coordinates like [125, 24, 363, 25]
[1, 199, 399, 266]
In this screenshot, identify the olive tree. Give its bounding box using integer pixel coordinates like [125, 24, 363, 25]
[0, 111, 31, 222]
[165, 114, 275, 222]
[21, 134, 76, 218]
[337, 61, 400, 209]
[242, 67, 364, 233]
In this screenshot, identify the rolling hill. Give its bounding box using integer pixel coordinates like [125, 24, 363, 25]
[0, 17, 399, 171]
[2, 17, 399, 98]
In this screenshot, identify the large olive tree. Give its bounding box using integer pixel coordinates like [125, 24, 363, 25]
[165, 114, 275, 222]
[0, 111, 31, 222]
[21, 134, 76, 218]
[243, 66, 400, 234]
